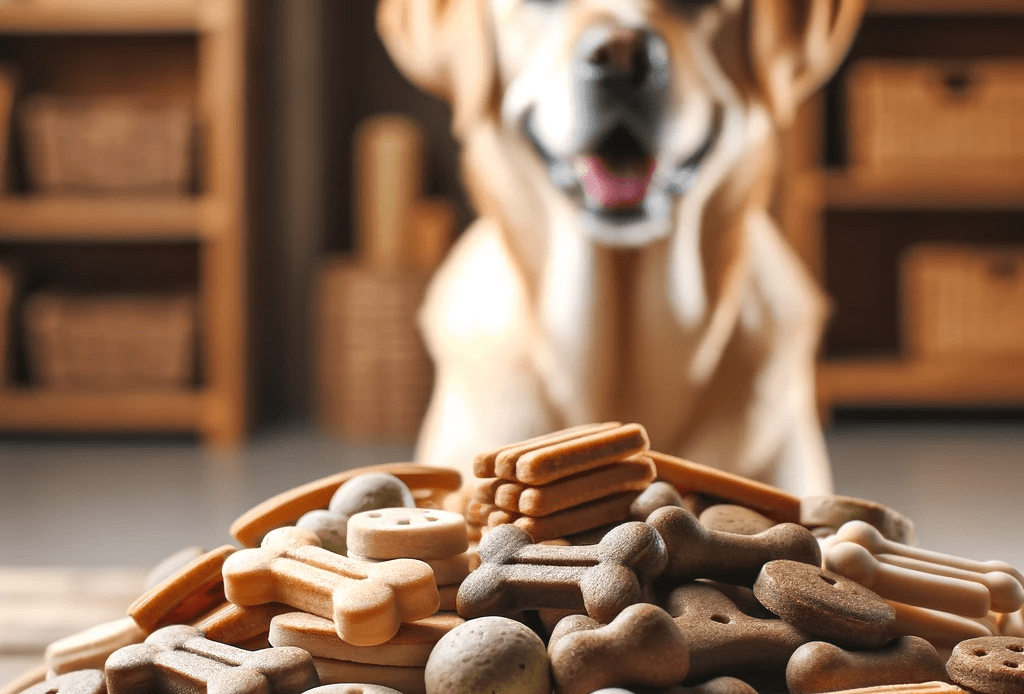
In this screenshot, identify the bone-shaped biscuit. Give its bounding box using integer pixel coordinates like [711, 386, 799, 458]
[456, 521, 667, 622]
[222, 526, 439, 647]
[828, 522, 1024, 616]
[647, 505, 821, 586]
[629, 480, 686, 521]
[193, 602, 293, 647]
[547, 603, 690, 694]
[230, 464, 461, 548]
[45, 617, 145, 677]
[21, 670, 106, 694]
[492, 456, 655, 517]
[665, 581, 812, 682]
[129, 545, 236, 633]
[786, 636, 947, 694]
[886, 600, 992, 650]
[104, 624, 319, 694]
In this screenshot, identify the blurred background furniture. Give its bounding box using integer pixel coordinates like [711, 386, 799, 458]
[0, 0, 248, 444]
[779, 0, 1024, 417]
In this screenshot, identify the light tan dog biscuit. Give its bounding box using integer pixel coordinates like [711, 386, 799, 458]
[230, 464, 461, 548]
[45, 617, 145, 677]
[493, 455, 655, 517]
[193, 602, 293, 647]
[649, 451, 800, 524]
[348, 551, 476, 585]
[786, 637, 947, 694]
[886, 600, 992, 650]
[548, 603, 690, 694]
[499, 490, 642, 542]
[128, 544, 236, 633]
[311, 658, 425, 694]
[346, 507, 468, 560]
[104, 624, 318, 694]
[473, 423, 622, 478]
[222, 526, 438, 647]
[270, 611, 463, 666]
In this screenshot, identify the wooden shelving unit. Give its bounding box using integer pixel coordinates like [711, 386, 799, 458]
[781, 0, 1024, 414]
[0, 0, 248, 445]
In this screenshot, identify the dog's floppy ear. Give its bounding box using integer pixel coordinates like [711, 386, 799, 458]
[377, 0, 497, 137]
[746, 0, 864, 125]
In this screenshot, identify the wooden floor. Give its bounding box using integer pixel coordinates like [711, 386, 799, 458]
[1, 421, 1022, 686]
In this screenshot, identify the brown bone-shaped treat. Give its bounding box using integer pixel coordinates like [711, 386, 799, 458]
[785, 636, 948, 694]
[456, 521, 667, 623]
[104, 624, 319, 694]
[222, 527, 438, 647]
[547, 603, 690, 694]
[665, 581, 812, 682]
[647, 505, 821, 586]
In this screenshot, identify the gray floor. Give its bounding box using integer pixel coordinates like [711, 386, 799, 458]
[1, 422, 1022, 571]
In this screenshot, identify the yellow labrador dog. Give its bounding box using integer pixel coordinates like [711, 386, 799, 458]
[378, 0, 863, 496]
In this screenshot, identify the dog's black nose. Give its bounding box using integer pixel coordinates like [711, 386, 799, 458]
[577, 26, 669, 97]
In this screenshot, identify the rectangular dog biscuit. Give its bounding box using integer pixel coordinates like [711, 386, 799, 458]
[505, 491, 641, 542]
[473, 422, 622, 478]
[494, 455, 655, 517]
[312, 657, 426, 694]
[499, 423, 649, 485]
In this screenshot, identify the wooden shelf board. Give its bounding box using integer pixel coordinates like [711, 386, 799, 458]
[0, 388, 206, 431]
[868, 0, 1024, 14]
[0, 1, 201, 34]
[818, 356, 1024, 407]
[818, 170, 1024, 210]
[0, 196, 215, 242]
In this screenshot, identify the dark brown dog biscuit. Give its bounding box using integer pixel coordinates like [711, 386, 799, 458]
[548, 603, 690, 694]
[754, 559, 896, 649]
[665, 581, 811, 682]
[786, 636, 947, 694]
[21, 670, 106, 694]
[699, 505, 776, 536]
[946, 636, 1024, 694]
[801, 495, 915, 545]
[647, 505, 820, 586]
[629, 480, 686, 521]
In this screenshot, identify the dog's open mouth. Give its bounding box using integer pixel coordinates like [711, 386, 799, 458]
[574, 127, 657, 212]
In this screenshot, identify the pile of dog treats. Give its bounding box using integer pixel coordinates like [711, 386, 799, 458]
[13, 423, 1024, 694]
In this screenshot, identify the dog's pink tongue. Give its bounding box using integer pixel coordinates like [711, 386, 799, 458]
[577, 157, 655, 209]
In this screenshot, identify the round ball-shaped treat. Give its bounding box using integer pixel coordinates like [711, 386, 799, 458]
[425, 616, 551, 694]
[329, 473, 416, 515]
[947, 636, 1024, 694]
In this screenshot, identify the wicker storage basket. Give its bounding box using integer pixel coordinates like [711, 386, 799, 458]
[848, 60, 1024, 171]
[0, 263, 13, 386]
[902, 245, 1024, 357]
[24, 293, 196, 389]
[20, 95, 193, 194]
[317, 261, 433, 441]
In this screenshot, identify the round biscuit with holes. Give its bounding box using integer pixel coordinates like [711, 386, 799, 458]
[947, 636, 1024, 694]
[347, 507, 469, 560]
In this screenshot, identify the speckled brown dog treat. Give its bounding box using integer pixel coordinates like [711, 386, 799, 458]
[104, 624, 318, 694]
[45, 617, 146, 677]
[194, 602, 293, 647]
[457, 521, 666, 622]
[222, 526, 438, 647]
[505, 490, 642, 542]
[786, 636, 947, 694]
[488, 423, 649, 485]
[699, 504, 776, 536]
[21, 670, 106, 694]
[128, 544, 236, 633]
[946, 636, 1024, 694]
[473, 423, 623, 478]
[493, 455, 655, 517]
[754, 559, 896, 649]
[647, 505, 820, 586]
[230, 464, 462, 548]
[665, 581, 811, 682]
[548, 603, 689, 694]
[270, 611, 463, 666]
[801, 495, 915, 544]
[629, 480, 686, 520]
[347, 507, 468, 560]
[648, 451, 800, 523]
[425, 617, 550, 694]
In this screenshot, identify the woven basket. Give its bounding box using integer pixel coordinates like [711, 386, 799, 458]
[20, 95, 193, 194]
[0, 263, 13, 387]
[24, 293, 197, 390]
[317, 261, 433, 441]
[848, 60, 1024, 171]
[902, 245, 1024, 357]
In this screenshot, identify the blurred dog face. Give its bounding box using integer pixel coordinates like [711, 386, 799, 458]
[488, 0, 747, 247]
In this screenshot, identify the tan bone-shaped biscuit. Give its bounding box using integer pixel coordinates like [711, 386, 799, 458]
[222, 526, 439, 647]
[886, 600, 992, 650]
[786, 636, 947, 694]
[104, 624, 318, 694]
[647, 505, 821, 586]
[129, 545, 236, 633]
[665, 581, 812, 682]
[21, 670, 106, 694]
[457, 521, 667, 622]
[492, 456, 655, 517]
[547, 603, 690, 694]
[193, 602, 293, 647]
[45, 617, 146, 677]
